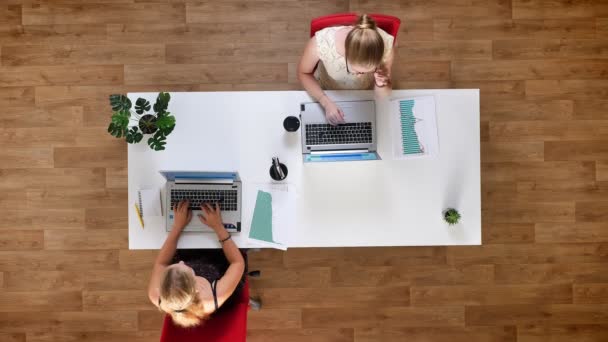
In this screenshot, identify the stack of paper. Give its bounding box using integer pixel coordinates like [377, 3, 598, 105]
[248, 183, 295, 250]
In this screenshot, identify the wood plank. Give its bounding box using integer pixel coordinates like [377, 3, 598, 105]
[137, 310, 165, 331]
[0, 168, 105, 190]
[481, 161, 594, 182]
[434, 19, 596, 40]
[0, 250, 119, 271]
[0, 106, 83, 128]
[0, 333, 24, 342]
[186, 0, 348, 24]
[166, 42, 302, 64]
[2, 44, 165, 66]
[536, 222, 608, 243]
[0, 231, 43, 251]
[0, 87, 34, 106]
[83, 290, 150, 311]
[258, 286, 409, 309]
[396, 40, 492, 61]
[248, 309, 302, 329]
[0, 24, 107, 45]
[505, 180, 608, 203]
[330, 265, 494, 287]
[392, 61, 450, 81]
[0, 127, 118, 148]
[512, 0, 608, 19]
[354, 327, 516, 342]
[284, 247, 446, 268]
[26, 188, 127, 209]
[247, 329, 353, 342]
[452, 81, 525, 100]
[0, 148, 53, 169]
[118, 250, 158, 271]
[599, 18, 608, 36]
[481, 142, 544, 162]
[0, 311, 137, 333]
[25, 331, 160, 342]
[447, 243, 607, 265]
[302, 306, 464, 328]
[517, 325, 608, 342]
[104, 167, 127, 189]
[0, 209, 84, 230]
[85, 207, 127, 230]
[526, 80, 608, 99]
[4, 271, 84, 291]
[481, 99, 573, 121]
[545, 140, 608, 161]
[494, 39, 608, 60]
[598, 161, 608, 181]
[576, 201, 608, 222]
[350, 0, 511, 20]
[44, 229, 127, 250]
[480, 121, 490, 142]
[482, 223, 535, 244]
[107, 23, 272, 44]
[495, 263, 608, 284]
[0, 291, 81, 312]
[250, 267, 331, 288]
[0, 190, 26, 211]
[573, 100, 608, 119]
[0, 5, 21, 25]
[574, 284, 608, 304]
[410, 284, 572, 306]
[124, 63, 287, 85]
[466, 304, 608, 326]
[0, 65, 123, 87]
[397, 20, 434, 41]
[54, 146, 126, 168]
[22, 3, 186, 25]
[83, 270, 150, 291]
[452, 60, 608, 81]
[490, 121, 608, 142]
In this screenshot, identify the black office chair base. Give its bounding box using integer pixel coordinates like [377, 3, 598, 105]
[248, 270, 261, 278]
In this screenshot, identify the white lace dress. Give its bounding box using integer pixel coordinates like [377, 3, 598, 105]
[314, 26, 394, 90]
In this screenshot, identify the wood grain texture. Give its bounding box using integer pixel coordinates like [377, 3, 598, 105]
[1, 1, 607, 341]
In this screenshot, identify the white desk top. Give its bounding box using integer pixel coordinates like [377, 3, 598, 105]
[128, 90, 481, 249]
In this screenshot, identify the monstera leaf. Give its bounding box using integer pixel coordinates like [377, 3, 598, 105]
[125, 126, 143, 144]
[153, 92, 170, 115]
[109, 94, 132, 112]
[147, 131, 167, 151]
[156, 113, 176, 136]
[134, 98, 151, 115]
[107, 110, 130, 138]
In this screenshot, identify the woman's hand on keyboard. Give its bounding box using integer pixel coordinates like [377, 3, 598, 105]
[198, 203, 224, 232]
[172, 199, 193, 232]
[320, 97, 345, 126]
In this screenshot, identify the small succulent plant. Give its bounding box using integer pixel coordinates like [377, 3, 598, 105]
[443, 208, 461, 225]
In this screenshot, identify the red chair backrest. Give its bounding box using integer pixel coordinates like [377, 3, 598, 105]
[310, 13, 401, 42]
[159, 280, 250, 342]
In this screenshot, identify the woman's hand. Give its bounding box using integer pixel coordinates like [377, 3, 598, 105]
[374, 66, 391, 88]
[172, 200, 192, 232]
[198, 203, 224, 232]
[320, 96, 345, 126]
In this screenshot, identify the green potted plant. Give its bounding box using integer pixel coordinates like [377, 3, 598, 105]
[443, 208, 461, 225]
[107, 92, 175, 151]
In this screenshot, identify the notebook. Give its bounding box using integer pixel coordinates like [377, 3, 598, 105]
[137, 189, 162, 217]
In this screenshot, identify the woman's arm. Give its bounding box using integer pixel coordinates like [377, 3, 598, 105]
[198, 203, 245, 308]
[147, 200, 192, 306]
[374, 48, 395, 98]
[297, 37, 345, 125]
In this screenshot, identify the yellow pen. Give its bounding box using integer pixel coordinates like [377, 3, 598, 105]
[134, 204, 144, 229]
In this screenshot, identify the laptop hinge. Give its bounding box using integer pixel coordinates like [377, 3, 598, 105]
[310, 149, 369, 155]
[174, 178, 233, 185]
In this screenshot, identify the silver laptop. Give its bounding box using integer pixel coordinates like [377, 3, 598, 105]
[160, 171, 242, 233]
[300, 100, 380, 162]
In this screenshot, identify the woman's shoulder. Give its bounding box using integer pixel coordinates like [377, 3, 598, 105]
[376, 27, 395, 47]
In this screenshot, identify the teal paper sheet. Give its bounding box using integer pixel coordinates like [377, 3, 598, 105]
[249, 190, 275, 243]
[399, 99, 422, 154]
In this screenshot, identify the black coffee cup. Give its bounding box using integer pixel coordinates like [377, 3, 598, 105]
[283, 116, 300, 132]
[269, 158, 288, 181]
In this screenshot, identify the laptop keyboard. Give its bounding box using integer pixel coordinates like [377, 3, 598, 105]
[305, 122, 373, 145]
[170, 189, 238, 211]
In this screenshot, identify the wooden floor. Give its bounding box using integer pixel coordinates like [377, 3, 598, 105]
[1, 0, 607, 341]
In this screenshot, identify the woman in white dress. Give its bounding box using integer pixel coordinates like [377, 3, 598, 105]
[297, 14, 395, 125]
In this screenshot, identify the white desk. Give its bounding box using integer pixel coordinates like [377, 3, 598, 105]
[128, 90, 480, 249]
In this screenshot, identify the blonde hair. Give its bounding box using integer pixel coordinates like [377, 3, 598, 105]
[345, 14, 385, 68]
[158, 266, 207, 328]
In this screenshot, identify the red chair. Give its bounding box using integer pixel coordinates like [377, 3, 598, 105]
[310, 13, 401, 42]
[159, 278, 252, 342]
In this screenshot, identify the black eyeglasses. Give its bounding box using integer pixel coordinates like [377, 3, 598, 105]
[345, 56, 377, 75]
